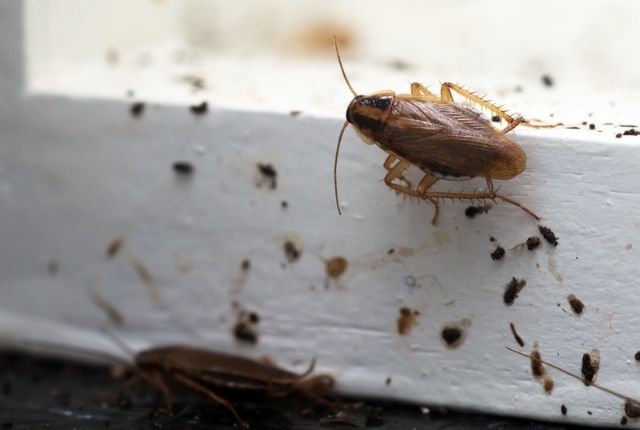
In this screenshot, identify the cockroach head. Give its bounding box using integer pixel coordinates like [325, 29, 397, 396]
[345, 95, 392, 130]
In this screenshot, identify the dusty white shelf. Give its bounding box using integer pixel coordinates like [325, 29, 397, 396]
[2, 0, 640, 427]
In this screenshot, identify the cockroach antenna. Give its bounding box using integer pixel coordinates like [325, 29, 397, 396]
[333, 36, 358, 216]
[101, 328, 136, 359]
[333, 36, 357, 97]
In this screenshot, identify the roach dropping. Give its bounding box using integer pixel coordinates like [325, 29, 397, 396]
[440, 319, 470, 349]
[240, 259, 251, 272]
[189, 101, 208, 115]
[172, 161, 194, 176]
[283, 240, 302, 263]
[233, 321, 258, 344]
[509, 322, 525, 347]
[526, 236, 541, 250]
[561, 404, 567, 415]
[581, 350, 600, 386]
[567, 294, 585, 315]
[634, 351, 640, 361]
[491, 115, 501, 123]
[129, 102, 145, 118]
[541, 74, 554, 87]
[257, 163, 278, 189]
[465, 205, 491, 219]
[621, 416, 629, 425]
[441, 327, 462, 347]
[503, 277, 526, 306]
[491, 246, 505, 261]
[538, 225, 559, 246]
[623, 128, 640, 136]
[589, 123, 596, 130]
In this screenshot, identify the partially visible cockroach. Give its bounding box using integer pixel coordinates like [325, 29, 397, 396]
[333, 37, 552, 225]
[31, 338, 334, 428]
[124, 345, 334, 427]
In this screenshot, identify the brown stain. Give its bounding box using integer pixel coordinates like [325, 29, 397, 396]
[529, 343, 554, 393]
[89, 288, 124, 326]
[256, 163, 278, 189]
[509, 322, 525, 347]
[503, 277, 526, 306]
[106, 237, 125, 259]
[290, 21, 355, 55]
[539, 225, 559, 246]
[567, 294, 585, 315]
[397, 307, 420, 336]
[289, 110, 302, 117]
[625, 243, 633, 250]
[491, 246, 505, 261]
[581, 349, 600, 386]
[548, 257, 564, 285]
[440, 318, 470, 349]
[325, 256, 348, 279]
[131, 257, 161, 304]
[284, 240, 302, 263]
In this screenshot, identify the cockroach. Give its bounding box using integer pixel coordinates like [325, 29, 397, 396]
[333, 37, 550, 225]
[21, 337, 333, 428]
[122, 345, 333, 427]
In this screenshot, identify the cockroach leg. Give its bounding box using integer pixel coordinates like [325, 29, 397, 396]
[410, 82, 439, 99]
[501, 116, 524, 134]
[383, 154, 412, 188]
[440, 82, 518, 125]
[383, 159, 413, 194]
[172, 373, 248, 428]
[136, 371, 174, 413]
[417, 175, 440, 224]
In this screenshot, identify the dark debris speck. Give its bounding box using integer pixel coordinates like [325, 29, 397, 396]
[538, 225, 558, 247]
[490, 246, 505, 261]
[129, 102, 145, 118]
[541, 75, 554, 87]
[189, 101, 208, 115]
[172, 161, 194, 176]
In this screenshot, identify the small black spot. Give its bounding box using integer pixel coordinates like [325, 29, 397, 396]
[172, 161, 194, 176]
[441, 327, 462, 346]
[190, 101, 208, 115]
[561, 404, 567, 415]
[385, 377, 392, 385]
[634, 351, 640, 361]
[257, 163, 278, 189]
[281, 200, 288, 209]
[129, 102, 145, 118]
[491, 246, 505, 261]
[616, 133, 622, 138]
[526, 236, 541, 251]
[503, 277, 526, 306]
[240, 259, 251, 272]
[538, 225, 559, 246]
[541, 74, 554, 87]
[248, 312, 260, 324]
[589, 123, 596, 130]
[587, 410, 592, 415]
[387, 248, 395, 255]
[491, 115, 501, 123]
[489, 236, 496, 242]
[465, 205, 491, 219]
[233, 322, 258, 344]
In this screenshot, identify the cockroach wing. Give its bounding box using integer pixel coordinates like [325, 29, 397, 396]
[379, 100, 526, 180]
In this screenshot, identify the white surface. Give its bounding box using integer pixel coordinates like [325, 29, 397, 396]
[2, 0, 640, 427]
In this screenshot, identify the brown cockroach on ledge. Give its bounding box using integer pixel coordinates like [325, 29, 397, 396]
[121, 345, 335, 427]
[26, 338, 334, 428]
[333, 37, 553, 225]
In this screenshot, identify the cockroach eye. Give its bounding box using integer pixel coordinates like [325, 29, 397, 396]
[346, 96, 364, 123]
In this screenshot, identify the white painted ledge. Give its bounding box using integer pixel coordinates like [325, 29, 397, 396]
[2, 0, 640, 427]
